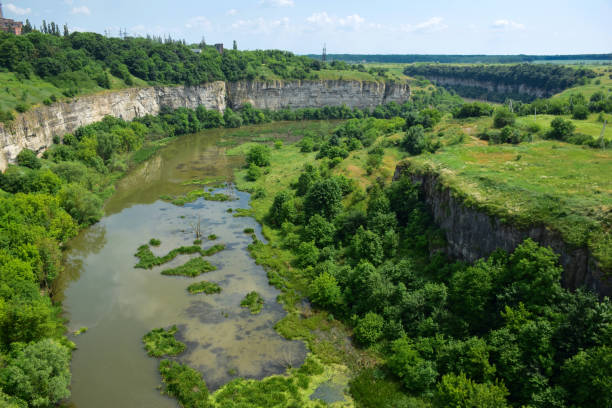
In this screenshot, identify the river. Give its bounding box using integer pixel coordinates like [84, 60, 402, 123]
[58, 125, 308, 407]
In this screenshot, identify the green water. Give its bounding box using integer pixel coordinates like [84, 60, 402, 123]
[60, 126, 308, 407]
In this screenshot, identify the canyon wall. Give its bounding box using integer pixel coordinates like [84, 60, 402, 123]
[0, 80, 409, 170]
[394, 162, 612, 297]
[426, 76, 550, 99]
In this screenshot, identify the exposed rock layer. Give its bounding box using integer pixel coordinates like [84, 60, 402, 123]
[425, 76, 550, 98]
[0, 80, 409, 170]
[394, 162, 611, 297]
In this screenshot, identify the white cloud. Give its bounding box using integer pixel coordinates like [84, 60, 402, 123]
[5, 3, 32, 15]
[186, 16, 212, 30]
[491, 19, 525, 30]
[71, 6, 91, 15]
[306, 12, 365, 31]
[231, 17, 290, 34]
[401, 17, 447, 33]
[259, 0, 294, 7]
[227, 9, 238, 16]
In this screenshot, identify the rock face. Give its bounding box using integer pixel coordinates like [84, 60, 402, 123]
[0, 80, 409, 170]
[426, 76, 550, 99]
[394, 162, 612, 297]
[227, 80, 409, 110]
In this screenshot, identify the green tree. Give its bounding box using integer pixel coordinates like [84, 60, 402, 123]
[58, 183, 103, 226]
[268, 191, 296, 226]
[302, 214, 335, 248]
[0, 339, 71, 408]
[351, 227, 383, 266]
[246, 164, 262, 181]
[304, 178, 343, 221]
[354, 312, 384, 346]
[309, 272, 342, 309]
[546, 117, 575, 140]
[493, 107, 516, 129]
[387, 337, 438, 394]
[433, 373, 509, 408]
[561, 346, 612, 408]
[295, 241, 319, 269]
[246, 145, 271, 167]
[16, 149, 41, 170]
[572, 104, 589, 120]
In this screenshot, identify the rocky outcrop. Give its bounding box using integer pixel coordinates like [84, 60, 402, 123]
[0, 82, 227, 170]
[0, 80, 409, 170]
[426, 76, 549, 99]
[227, 80, 409, 110]
[394, 162, 612, 297]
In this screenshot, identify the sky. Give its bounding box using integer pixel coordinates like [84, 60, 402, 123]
[2, 0, 611, 55]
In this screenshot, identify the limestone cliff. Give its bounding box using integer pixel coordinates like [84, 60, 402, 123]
[425, 76, 550, 99]
[0, 80, 409, 170]
[227, 80, 409, 110]
[394, 162, 612, 297]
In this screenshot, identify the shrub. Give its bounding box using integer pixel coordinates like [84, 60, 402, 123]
[309, 272, 342, 308]
[149, 238, 161, 246]
[15, 103, 29, 113]
[546, 117, 576, 140]
[187, 281, 222, 295]
[246, 163, 263, 181]
[274, 140, 283, 149]
[433, 373, 510, 408]
[572, 105, 589, 120]
[295, 241, 320, 268]
[246, 145, 271, 167]
[16, 149, 41, 169]
[493, 107, 516, 128]
[354, 312, 384, 346]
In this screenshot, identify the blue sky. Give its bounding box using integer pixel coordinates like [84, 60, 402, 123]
[2, 0, 611, 54]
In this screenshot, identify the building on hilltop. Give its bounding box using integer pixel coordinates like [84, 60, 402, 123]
[214, 43, 224, 54]
[0, 3, 23, 35]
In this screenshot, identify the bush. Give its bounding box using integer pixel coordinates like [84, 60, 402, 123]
[58, 183, 103, 226]
[295, 241, 320, 268]
[16, 149, 41, 169]
[354, 312, 384, 346]
[14, 104, 29, 113]
[401, 125, 440, 155]
[493, 107, 516, 128]
[309, 272, 342, 308]
[433, 373, 509, 408]
[572, 105, 589, 120]
[546, 117, 576, 140]
[159, 360, 211, 408]
[246, 164, 263, 181]
[246, 145, 271, 167]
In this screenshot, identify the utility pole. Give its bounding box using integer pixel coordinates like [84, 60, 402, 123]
[322, 43, 327, 62]
[600, 120, 607, 149]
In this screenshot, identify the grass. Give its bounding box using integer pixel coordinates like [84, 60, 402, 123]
[73, 327, 88, 336]
[554, 66, 612, 99]
[159, 360, 211, 406]
[207, 234, 218, 240]
[143, 326, 186, 357]
[240, 291, 264, 314]
[0, 70, 146, 113]
[187, 281, 222, 295]
[134, 243, 225, 269]
[161, 258, 217, 277]
[515, 113, 612, 141]
[160, 189, 235, 206]
[149, 238, 161, 246]
[406, 137, 612, 271]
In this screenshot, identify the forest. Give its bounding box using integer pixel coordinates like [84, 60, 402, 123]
[306, 54, 612, 64]
[403, 64, 597, 102]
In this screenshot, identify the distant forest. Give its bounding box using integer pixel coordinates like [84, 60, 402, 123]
[403, 64, 597, 102]
[305, 54, 612, 64]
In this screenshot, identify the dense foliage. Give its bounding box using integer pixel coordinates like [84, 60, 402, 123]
[307, 54, 612, 64]
[254, 119, 612, 407]
[404, 64, 596, 102]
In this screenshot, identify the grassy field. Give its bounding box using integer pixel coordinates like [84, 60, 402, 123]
[406, 131, 612, 271]
[0, 70, 147, 113]
[554, 65, 612, 99]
